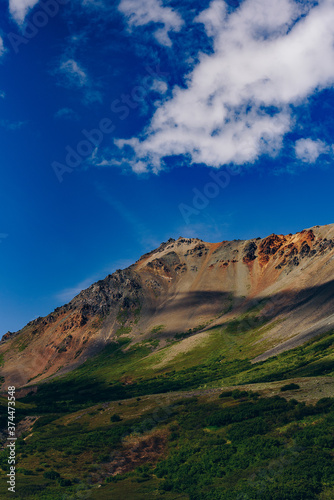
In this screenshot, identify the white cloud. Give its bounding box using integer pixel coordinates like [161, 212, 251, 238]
[195, 0, 227, 38]
[116, 0, 334, 173]
[151, 79, 168, 94]
[295, 138, 330, 163]
[59, 59, 89, 88]
[118, 0, 184, 46]
[0, 91, 5, 99]
[9, 0, 39, 24]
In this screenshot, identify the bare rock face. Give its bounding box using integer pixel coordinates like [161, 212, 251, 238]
[1, 331, 15, 341]
[243, 242, 258, 264]
[2, 223, 334, 388]
[258, 234, 287, 265]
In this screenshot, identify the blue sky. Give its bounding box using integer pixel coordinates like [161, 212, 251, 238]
[1, 0, 334, 334]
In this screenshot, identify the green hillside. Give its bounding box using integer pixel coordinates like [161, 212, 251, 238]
[2, 318, 334, 499]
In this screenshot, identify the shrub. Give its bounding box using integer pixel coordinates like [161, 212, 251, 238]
[219, 390, 233, 398]
[110, 414, 122, 422]
[59, 478, 72, 486]
[43, 470, 60, 480]
[232, 389, 248, 399]
[281, 383, 300, 392]
[159, 480, 174, 492]
[315, 398, 334, 412]
[17, 468, 34, 475]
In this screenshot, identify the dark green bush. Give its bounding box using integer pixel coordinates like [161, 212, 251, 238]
[43, 470, 60, 480]
[110, 414, 122, 422]
[219, 390, 233, 398]
[281, 383, 300, 392]
[59, 478, 72, 486]
[232, 389, 248, 399]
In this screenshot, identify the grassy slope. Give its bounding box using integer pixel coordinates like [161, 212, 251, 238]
[17, 309, 334, 410]
[2, 309, 334, 498]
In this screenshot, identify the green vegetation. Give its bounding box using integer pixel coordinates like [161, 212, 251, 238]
[115, 325, 132, 336]
[116, 307, 129, 325]
[151, 324, 165, 334]
[110, 414, 122, 422]
[174, 324, 206, 340]
[43, 470, 60, 480]
[225, 314, 267, 334]
[153, 395, 334, 499]
[15, 327, 334, 414]
[281, 383, 300, 392]
[4, 317, 334, 497]
[143, 337, 160, 349]
[238, 329, 334, 384]
[3, 393, 334, 499]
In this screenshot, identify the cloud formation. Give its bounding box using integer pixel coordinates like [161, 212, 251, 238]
[58, 59, 88, 88]
[295, 138, 329, 163]
[9, 0, 39, 24]
[54, 58, 102, 103]
[54, 107, 79, 121]
[118, 0, 184, 46]
[116, 0, 334, 173]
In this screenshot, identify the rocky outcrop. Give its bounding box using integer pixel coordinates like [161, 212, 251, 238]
[243, 242, 258, 264]
[184, 243, 209, 257]
[1, 331, 16, 342]
[258, 234, 286, 265]
[64, 269, 142, 318]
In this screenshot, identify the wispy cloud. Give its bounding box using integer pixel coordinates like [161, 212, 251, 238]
[58, 59, 89, 88]
[0, 119, 26, 130]
[54, 58, 102, 104]
[54, 107, 79, 121]
[9, 0, 39, 24]
[116, 0, 334, 173]
[89, 147, 148, 173]
[119, 0, 184, 46]
[0, 37, 5, 57]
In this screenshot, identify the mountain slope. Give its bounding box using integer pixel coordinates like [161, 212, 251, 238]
[1, 223, 334, 390]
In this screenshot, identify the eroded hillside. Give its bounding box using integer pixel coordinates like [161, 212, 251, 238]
[1, 223, 334, 389]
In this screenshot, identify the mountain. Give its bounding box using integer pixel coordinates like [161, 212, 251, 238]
[1, 223, 334, 391]
[3, 224, 334, 500]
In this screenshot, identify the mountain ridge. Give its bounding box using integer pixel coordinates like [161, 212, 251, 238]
[1, 223, 334, 389]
